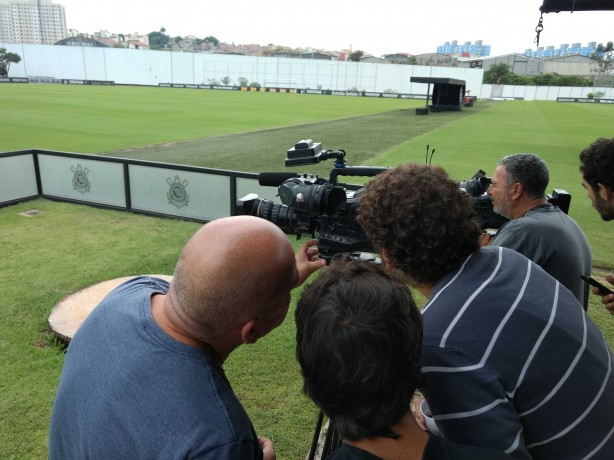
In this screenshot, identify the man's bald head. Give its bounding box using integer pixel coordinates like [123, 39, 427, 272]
[167, 216, 298, 341]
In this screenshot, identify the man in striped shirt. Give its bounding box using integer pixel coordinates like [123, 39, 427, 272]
[357, 163, 614, 459]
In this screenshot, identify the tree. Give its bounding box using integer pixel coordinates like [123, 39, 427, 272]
[591, 41, 614, 74]
[238, 77, 248, 87]
[483, 65, 592, 87]
[0, 48, 21, 77]
[548, 74, 592, 87]
[348, 50, 364, 62]
[221, 76, 231, 86]
[483, 63, 512, 84]
[530, 73, 559, 86]
[204, 36, 219, 46]
[591, 41, 614, 85]
[147, 28, 171, 50]
[174, 36, 182, 45]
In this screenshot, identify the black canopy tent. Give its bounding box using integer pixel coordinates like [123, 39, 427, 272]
[410, 77, 466, 114]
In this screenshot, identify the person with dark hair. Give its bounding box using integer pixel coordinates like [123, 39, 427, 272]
[295, 256, 512, 459]
[49, 215, 326, 460]
[580, 137, 614, 314]
[484, 153, 592, 310]
[356, 163, 614, 460]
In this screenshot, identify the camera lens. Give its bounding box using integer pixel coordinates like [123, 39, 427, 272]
[278, 179, 346, 215]
[459, 176, 491, 196]
[254, 199, 298, 229]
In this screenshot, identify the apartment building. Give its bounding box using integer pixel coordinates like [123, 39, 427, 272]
[0, 0, 67, 45]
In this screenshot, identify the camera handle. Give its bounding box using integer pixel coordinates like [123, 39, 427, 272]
[329, 166, 389, 186]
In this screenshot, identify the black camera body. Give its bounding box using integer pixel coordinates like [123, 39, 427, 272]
[460, 169, 572, 230]
[236, 140, 388, 260]
[237, 141, 573, 259]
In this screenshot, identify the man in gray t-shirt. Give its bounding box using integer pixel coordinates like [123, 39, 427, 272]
[484, 153, 592, 310]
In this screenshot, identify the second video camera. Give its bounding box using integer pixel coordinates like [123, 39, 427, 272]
[460, 169, 572, 230]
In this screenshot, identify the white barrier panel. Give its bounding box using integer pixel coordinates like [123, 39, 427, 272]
[128, 164, 230, 221]
[0, 154, 38, 202]
[38, 154, 126, 207]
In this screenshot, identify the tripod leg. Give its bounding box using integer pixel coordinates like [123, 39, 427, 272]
[308, 410, 325, 460]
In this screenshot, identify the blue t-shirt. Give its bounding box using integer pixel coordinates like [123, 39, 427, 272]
[49, 276, 262, 459]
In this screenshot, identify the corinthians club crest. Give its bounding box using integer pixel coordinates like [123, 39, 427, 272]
[167, 175, 189, 208]
[71, 164, 90, 194]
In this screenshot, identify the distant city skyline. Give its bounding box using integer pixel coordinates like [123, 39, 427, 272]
[53, 0, 614, 57]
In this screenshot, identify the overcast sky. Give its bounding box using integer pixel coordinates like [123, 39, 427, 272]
[57, 0, 614, 57]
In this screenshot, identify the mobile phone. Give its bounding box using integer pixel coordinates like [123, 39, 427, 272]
[580, 275, 614, 296]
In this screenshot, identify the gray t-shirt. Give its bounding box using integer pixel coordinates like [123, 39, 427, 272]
[492, 204, 592, 310]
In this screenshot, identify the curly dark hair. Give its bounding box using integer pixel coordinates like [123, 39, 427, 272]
[356, 163, 481, 285]
[579, 137, 614, 192]
[295, 255, 423, 441]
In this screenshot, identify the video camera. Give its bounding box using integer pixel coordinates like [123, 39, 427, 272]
[460, 169, 572, 230]
[236, 140, 574, 260]
[236, 140, 388, 261]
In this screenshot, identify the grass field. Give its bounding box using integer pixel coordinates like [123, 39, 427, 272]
[1, 84, 614, 459]
[0, 84, 417, 154]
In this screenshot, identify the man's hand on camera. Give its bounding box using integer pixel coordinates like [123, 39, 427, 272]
[295, 239, 327, 287]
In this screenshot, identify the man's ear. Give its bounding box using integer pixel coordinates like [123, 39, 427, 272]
[597, 183, 613, 202]
[510, 182, 523, 200]
[240, 319, 258, 344]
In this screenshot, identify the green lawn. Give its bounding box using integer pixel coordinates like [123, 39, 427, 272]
[369, 100, 614, 268]
[0, 84, 417, 154]
[1, 84, 614, 459]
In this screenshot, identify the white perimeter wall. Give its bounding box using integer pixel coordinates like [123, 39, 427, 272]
[479, 84, 614, 100]
[2, 43, 612, 101]
[1, 42, 484, 94]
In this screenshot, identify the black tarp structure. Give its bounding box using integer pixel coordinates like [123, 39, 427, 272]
[536, 0, 614, 46]
[410, 77, 466, 114]
[540, 0, 614, 12]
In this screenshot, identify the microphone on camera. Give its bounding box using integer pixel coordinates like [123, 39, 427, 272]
[258, 172, 300, 187]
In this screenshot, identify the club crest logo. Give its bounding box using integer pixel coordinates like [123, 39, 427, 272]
[167, 175, 189, 208]
[71, 164, 90, 194]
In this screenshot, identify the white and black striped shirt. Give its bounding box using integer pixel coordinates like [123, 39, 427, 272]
[421, 246, 614, 459]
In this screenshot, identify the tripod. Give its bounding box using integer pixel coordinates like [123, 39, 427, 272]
[307, 410, 342, 460]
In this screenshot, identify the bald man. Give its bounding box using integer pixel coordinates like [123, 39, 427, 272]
[49, 216, 326, 460]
